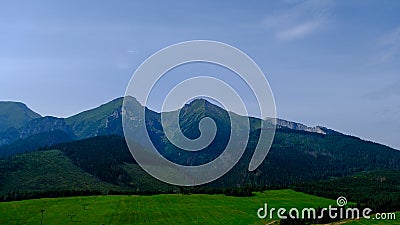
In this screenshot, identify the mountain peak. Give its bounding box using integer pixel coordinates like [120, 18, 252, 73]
[185, 98, 225, 111]
[186, 98, 208, 107]
[0, 101, 38, 113]
[0, 101, 41, 132]
[0, 101, 26, 107]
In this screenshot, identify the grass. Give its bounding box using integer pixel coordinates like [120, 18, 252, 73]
[0, 189, 341, 225]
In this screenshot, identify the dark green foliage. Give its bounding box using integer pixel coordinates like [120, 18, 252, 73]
[52, 135, 134, 184]
[45, 129, 400, 191]
[0, 150, 122, 201]
[0, 130, 73, 157]
[211, 128, 400, 189]
[1, 189, 104, 202]
[293, 170, 400, 213]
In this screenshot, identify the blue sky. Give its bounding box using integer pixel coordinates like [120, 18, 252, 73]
[1, 0, 399, 149]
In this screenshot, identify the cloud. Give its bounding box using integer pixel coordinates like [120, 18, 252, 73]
[262, 0, 332, 41]
[366, 80, 400, 100]
[276, 20, 322, 40]
[379, 26, 400, 62]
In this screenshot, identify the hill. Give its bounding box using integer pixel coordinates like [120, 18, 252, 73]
[0, 150, 122, 201]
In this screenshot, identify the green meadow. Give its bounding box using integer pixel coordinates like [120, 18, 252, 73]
[1, 189, 397, 224]
[0, 189, 338, 225]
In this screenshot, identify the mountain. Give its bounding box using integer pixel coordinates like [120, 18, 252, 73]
[0, 97, 394, 160]
[0, 130, 74, 158]
[0, 97, 400, 207]
[0, 101, 41, 132]
[0, 98, 125, 154]
[0, 128, 19, 147]
[0, 102, 41, 145]
[19, 116, 75, 139]
[63, 96, 334, 142]
[0, 97, 341, 155]
[65, 97, 124, 139]
[0, 116, 75, 153]
[272, 118, 326, 134]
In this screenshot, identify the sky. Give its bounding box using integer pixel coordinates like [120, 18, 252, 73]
[0, 0, 399, 149]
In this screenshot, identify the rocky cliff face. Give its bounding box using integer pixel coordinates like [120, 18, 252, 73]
[96, 108, 123, 136]
[0, 128, 19, 145]
[267, 118, 327, 134]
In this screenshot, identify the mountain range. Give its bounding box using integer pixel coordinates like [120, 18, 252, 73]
[1, 97, 400, 202]
[0, 97, 339, 156]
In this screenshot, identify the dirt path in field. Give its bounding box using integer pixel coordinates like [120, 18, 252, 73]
[265, 221, 279, 225]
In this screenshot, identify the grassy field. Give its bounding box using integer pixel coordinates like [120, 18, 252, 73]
[0, 189, 340, 225]
[1, 189, 397, 225]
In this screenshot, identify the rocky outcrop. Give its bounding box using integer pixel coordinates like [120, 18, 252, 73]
[267, 118, 327, 134]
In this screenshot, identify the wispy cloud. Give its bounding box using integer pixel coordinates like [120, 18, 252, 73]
[365, 80, 400, 100]
[379, 26, 400, 62]
[276, 20, 322, 40]
[262, 0, 332, 41]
